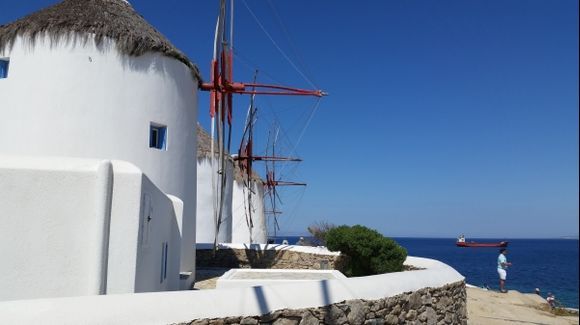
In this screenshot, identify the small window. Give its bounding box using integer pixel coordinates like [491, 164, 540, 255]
[0, 59, 9, 79]
[150, 123, 167, 150]
[160, 242, 168, 283]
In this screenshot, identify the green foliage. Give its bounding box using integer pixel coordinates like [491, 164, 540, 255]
[325, 225, 407, 276]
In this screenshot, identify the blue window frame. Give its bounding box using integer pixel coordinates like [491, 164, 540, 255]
[0, 59, 9, 79]
[150, 123, 167, 150]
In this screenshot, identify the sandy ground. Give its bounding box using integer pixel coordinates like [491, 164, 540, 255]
[193, 268, 229, 290]
[467, 287, 579, 325]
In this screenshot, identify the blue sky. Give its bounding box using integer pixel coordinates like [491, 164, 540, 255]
[2, 0, 578, 238]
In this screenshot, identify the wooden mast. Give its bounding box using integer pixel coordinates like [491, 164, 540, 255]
[201, 0, 325, 246]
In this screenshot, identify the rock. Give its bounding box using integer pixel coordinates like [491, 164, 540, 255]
[424, 307, 437, 325]
[281, 309, 307, 318]
[436, 296, 450, 311]
[408, 291, 422, 309]
[405, 310, 417, 321]
[298, 311, 319, 325]
[209, 319, 225, 325]
[190, 319, 209, 325]
[384, 314, 399, 325]
[398, 313, 405, 323]
[273, 318, 299, 325]
[260, 312, 280, 323]
[346, 300, 367, 325]
[444, 313, 453, 324]
[364, 319, 384, 325]
[385, 298, 397, 309]
[370, 301, 383, 312]
[239, 317, 257, 325]
[336, 303, 349, 313]
[323, 305, 347, 324]
[390, 304, 401, 316]
[459, 304, 467, 319]
[374, 309, 387, 318]
[422, 294, 433, 306]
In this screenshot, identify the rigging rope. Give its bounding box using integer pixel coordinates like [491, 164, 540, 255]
[277, 186, 307, 231]
[240, 0, 318, 90]
[233, 51, 285, 86]
[266, 0, 319, 89]
[275, 98, 321, 177]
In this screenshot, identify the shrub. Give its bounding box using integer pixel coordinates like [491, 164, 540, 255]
[307, 220, 336, 246]
[325, 225, 407, 276]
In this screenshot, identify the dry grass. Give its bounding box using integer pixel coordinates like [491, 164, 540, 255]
[0, 0, 200, 81]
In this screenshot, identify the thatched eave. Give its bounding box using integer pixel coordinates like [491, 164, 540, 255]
[197, 123, 263, 183]
[0, 0, 202, 82]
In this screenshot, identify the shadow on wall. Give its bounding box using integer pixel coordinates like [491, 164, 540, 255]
[253, 286, 270, 316]
[196, 244, 289, 269]
[196, 244, 350, 272]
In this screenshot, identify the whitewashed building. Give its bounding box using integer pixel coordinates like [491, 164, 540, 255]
[232, 177, 267, 244]
[196, 124, 233, 244]
[196, 124, 268, 244]
[0, 0, 200, 299]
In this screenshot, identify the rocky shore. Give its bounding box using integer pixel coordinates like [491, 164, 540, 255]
[467, 286, 579, 325]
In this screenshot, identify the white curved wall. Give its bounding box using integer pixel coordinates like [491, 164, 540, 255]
[0, 35, 198, 275]
[232, 179, 267, 244]
[0, 256, 464, 325]
[196, 157, 233, 243]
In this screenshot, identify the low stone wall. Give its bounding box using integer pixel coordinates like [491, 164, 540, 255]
[0, 257, 466, 324]
[196, 245, 348, 272]
[185, 281, 467, 325]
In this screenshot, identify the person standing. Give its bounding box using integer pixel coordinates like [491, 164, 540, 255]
[547, 292, 556, 308]
[497, 248, 512, 293]
[296, 237, 306, 246]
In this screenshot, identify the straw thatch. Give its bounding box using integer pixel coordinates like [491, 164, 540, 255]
[0, 0, 201, 81]
[197, 123, 225, 159]
[196, 123, 263, 183]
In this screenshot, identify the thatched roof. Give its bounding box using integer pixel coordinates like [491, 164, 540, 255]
[196, 123, 263, 183]
[0, 0, 201, 81]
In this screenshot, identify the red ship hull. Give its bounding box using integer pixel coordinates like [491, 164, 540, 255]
[456, 241, 508, 248]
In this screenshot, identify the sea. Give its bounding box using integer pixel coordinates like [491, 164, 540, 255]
[270, 236, 579, 308]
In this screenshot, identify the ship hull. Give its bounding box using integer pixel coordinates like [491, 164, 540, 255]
[456, 241, 508, 248]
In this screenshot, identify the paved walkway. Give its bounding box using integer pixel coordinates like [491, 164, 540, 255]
[194, 268, 339, 289]
[193, 268, 229, 290]
[229, 270, 336, 280]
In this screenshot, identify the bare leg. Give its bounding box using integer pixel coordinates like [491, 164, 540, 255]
[499, 279, 506, 292]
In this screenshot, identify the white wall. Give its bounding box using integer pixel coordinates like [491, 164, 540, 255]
[0, 256, 465, 325]
[232, 179, 267, 244]
[0, 156, 183, 301]
[196, 157, 233, 244]
[0, 156, 109, 301]
[0, 35, 198, 277]
[108, 161, 183, 294]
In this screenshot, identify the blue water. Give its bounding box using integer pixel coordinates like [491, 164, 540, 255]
[271, 236, 579, 308]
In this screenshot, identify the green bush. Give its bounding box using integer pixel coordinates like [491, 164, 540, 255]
[325, 225, 407, 276]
